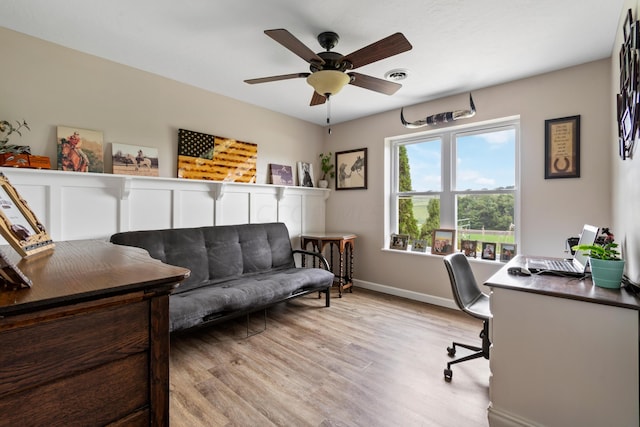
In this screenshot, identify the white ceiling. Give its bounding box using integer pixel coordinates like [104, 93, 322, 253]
[0, 0, 625, 126]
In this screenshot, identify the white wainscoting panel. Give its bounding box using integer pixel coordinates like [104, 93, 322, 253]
[0, 167, 328, 243]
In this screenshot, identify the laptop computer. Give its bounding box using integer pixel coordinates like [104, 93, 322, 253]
[526, 224, 599, 276]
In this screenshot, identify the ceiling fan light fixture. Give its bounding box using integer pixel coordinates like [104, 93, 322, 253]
[306, 70, 350, 97]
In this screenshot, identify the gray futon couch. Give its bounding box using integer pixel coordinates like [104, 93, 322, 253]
[110, 222, 334, 332]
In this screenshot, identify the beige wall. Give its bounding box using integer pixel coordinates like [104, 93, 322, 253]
[0, 27, 324, 182]
[0, 24, 620, 301]
[324, 60, 612, 300]
[613, 0, 640, 284]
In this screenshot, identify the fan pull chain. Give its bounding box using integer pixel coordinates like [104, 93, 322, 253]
[326, 94, 332, 135]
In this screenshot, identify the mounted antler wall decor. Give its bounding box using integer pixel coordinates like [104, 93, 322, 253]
[400, 94, 476, 128]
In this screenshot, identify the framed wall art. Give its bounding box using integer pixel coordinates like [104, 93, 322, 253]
[177, 129, 257, 182]
[0, 172, 54, 258]
[617, 8, 639, 160]
[431, 229, 455, 255]
[112, 143, 159, 177]
[297, 161, 314, 187]
[269, 164, 294, 185]
[57, 126, 104, 173]
[544, 115, 580, 179]
[336, 148, 367, 190]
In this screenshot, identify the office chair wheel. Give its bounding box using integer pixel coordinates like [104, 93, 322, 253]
[447, 346, 456, 357]
[444, 368, 452, 382]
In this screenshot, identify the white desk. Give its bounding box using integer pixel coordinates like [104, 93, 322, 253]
[485, 255, 639, 427]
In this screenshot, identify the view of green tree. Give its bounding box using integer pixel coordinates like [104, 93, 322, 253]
[398, 146, 419, 238]
[457, 194, 514, 230]
[421, 198, 440, 244]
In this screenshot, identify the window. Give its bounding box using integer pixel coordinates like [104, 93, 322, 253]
[387, 118, 519, 257]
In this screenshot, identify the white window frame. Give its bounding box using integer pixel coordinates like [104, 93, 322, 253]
[384, 116, 521, 252]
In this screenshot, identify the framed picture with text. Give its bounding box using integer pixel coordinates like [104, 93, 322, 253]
[544, 115, 580, 179]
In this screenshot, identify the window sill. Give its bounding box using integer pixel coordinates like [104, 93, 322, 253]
[380, 247, 510, 264]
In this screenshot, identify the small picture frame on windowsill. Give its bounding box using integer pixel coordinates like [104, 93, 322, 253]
[481, 242, 497, 261]
[431, 229, 455, 255]
[500, 243, 517, 262]
[461, 240, 478, 258]
[411, 239, 427, 252]
[390, 234, 409, 250]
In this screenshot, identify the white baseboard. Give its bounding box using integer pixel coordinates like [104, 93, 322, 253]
[352, 279, 459, 311]
[487, 405, 536, 427]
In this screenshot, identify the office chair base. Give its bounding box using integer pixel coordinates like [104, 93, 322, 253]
[444, 323, 490, 382]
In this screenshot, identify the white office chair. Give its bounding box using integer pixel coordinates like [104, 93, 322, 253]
[442, 252, 491, 382]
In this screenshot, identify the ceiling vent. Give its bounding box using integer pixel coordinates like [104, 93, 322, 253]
[384, 68, 409, 82]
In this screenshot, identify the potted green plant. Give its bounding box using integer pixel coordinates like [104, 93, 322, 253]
[0, 120, 31, 167]
[0, 119, 30, 154]
[573, 228, 625, 289]
[318, 152, 334, 188]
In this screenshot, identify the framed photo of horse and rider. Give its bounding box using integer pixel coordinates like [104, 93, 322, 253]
[57, 126, 159, 177]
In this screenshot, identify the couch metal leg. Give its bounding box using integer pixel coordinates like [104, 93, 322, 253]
[245, 309, 267, 338]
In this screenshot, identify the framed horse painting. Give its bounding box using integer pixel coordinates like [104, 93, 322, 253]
[57, 126, 104, 173]
[112, 143, 159, 177]
[335, 148, 367, 190]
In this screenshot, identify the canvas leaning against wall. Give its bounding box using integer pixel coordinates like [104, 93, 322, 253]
[57, 126, 104, 173]
[112, 143, 159, 177]
[177, 129, 257, 182]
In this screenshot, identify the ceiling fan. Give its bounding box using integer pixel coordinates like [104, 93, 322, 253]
[244, 29, 413, 106]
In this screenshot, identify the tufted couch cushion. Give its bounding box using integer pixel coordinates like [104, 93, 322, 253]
[110, 222, 334, 331]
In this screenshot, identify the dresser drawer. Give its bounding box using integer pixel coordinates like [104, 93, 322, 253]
[0, 352, 149, 426]
[0, 300, 149, 397]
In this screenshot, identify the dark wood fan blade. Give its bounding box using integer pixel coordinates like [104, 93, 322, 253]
[342, 33, 412, 69]
[310, 91, 326, 106]
[244, 73, 310, 84]
[348, 72, 402, 95]
[265, 29, 325, 65]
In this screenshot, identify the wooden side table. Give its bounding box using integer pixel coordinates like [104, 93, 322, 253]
[301, 232, 356, 297]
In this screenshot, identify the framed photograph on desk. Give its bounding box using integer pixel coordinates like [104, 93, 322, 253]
[0, 173, 54, 257]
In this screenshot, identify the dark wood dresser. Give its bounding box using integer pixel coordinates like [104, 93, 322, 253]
[0, 240, 190, 426]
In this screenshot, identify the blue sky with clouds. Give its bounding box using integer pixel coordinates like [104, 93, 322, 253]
[405, 128, 515, 191]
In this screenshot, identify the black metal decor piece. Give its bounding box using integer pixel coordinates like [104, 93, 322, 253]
[618, 9, 639, 160]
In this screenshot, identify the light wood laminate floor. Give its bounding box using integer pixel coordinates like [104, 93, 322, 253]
[170, 288, 490, 427]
